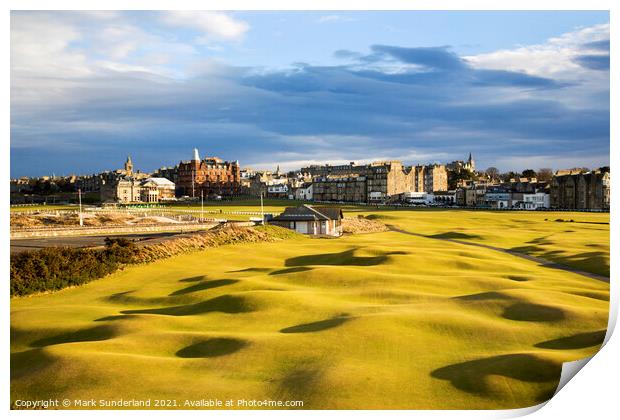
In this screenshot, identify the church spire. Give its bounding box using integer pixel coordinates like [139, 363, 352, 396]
[124, 155, 133, 175]
[466, 152, 475, 172]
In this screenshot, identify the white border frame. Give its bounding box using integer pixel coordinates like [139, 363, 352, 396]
[3, 1, 616, 419]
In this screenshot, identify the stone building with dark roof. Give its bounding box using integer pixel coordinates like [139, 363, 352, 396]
[268, 204, 343, 236]
[550, 168, 610, 210]
[177, 148, 241, 198]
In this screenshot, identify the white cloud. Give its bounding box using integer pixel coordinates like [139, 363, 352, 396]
[464, 23, 609, 111]
[160, 11, 249, 41]
[316, 15, 356, 24]
[494, 153, 609, 172]
[465, 23, 609, 79]
[9, 15, 609, 176]
[10, 13, 91, 78]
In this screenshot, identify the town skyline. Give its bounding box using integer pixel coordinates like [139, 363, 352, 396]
[11, 11, 610, 177]
[8, 148, 608, 179]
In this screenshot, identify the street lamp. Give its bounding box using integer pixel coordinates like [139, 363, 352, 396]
[78, 188, 83, 227]
[260, 191, 265, 225]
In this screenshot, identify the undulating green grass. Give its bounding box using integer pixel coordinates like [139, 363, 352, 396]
[10, 208, 609, 409]
[366, 209, 610, 277]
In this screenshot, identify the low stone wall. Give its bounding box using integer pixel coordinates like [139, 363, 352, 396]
[10, 223, 220, 239]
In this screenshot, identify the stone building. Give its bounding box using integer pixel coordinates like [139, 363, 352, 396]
[100, 176, 176, 204]
[266, 183, 290, 199]
[433, 190, 457, 205]
[313, 176, 368, 203]
[447, 153, 476, 173]
[515, 192, 550, 210]
[365, 161, 413, 202]
[456, 181, 492, 207]
[247, 170, 290, 197]
[412, 166, 425, 192]
[140, 178, 176, 202]
[76, 156, 148, 193]
[269, 205, 343, 237]
[423, 164, 448, 193]
[248, 171, 272, 197]
[239, 168, 256, 192]
[305, 160, 447, 203]
[151, 166, 179, 187]
[295, 182, 313, 201]
[499, 177, 549, 195]
[100, 177, 143, 203]
[550, 168, 610, 210]
[177, 148, 241, 197]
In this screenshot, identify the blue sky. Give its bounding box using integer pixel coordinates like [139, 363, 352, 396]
[10, 11, 610, 177]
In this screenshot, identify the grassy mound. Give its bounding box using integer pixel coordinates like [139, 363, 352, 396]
[10, 209, 609, 409]
[254, 224, 304, 240]
[342, 216, 388, 234]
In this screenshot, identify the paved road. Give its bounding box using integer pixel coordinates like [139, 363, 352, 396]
[387, 225, 610, 283]
[10, 231, 198, 255]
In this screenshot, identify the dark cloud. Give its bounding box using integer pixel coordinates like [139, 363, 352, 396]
[10, 42, 609, 177]
[368, 45, 467, 71]
[469, 69, 566, 88]
[333, 49, 363, 60]
[582, 39, 610, 51]
[573, 54, 610, 70]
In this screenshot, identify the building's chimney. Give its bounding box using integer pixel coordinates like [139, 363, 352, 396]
[193, 148, 200, 162]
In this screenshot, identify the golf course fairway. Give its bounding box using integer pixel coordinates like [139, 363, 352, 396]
[10, 209, 610, 409]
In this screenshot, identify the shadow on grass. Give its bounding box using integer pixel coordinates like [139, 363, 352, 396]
[545, 251, 609, 278]
[502, 303, 565, 322]
[94, 314, 137, 322]
[11, 348, 56, 380]
[568, 290, 610, 301]
[431, 353, 561, 399]
[275, 364, 323, 408]
[176, 338, 247, 358]
[169, 279, 238, 296]
[179, 275, 208, 283]
[507, 275, 530, 282]
[510, 245, 546, 254]
[526, 236, 553, 246]
[105, 290, 184, 306]
[30, 325, 118, 347]
[280, 315, 351, 334]
[365, 214, 395, 220]
[453, 291, 510, 301]
[121, 294, 254, 316]
[270, 267, 314, 276]
[509, 246, 609, 278]
[429, 231, 483, 240]
[107, 290, 138, 304]
[535, 330, 606, 350]
[227, 267, 272, 273]
[285, 248, 407, 267]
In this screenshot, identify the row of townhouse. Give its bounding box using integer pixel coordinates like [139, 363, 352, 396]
[483, 187, 550, 209]
[300, 160, 449, 203]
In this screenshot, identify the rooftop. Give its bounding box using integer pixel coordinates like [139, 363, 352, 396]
[271, 204, 343, 222]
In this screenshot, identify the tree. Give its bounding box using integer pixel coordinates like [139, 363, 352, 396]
[448, 169, 476, 190]
[536, 168, 553, 182]
[521, 169, 537, 179]
[485, 167, 499, 180]
[500, 171, 519, 182]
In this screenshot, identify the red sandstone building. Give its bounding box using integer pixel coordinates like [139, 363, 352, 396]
[177, 148, 241, 197]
